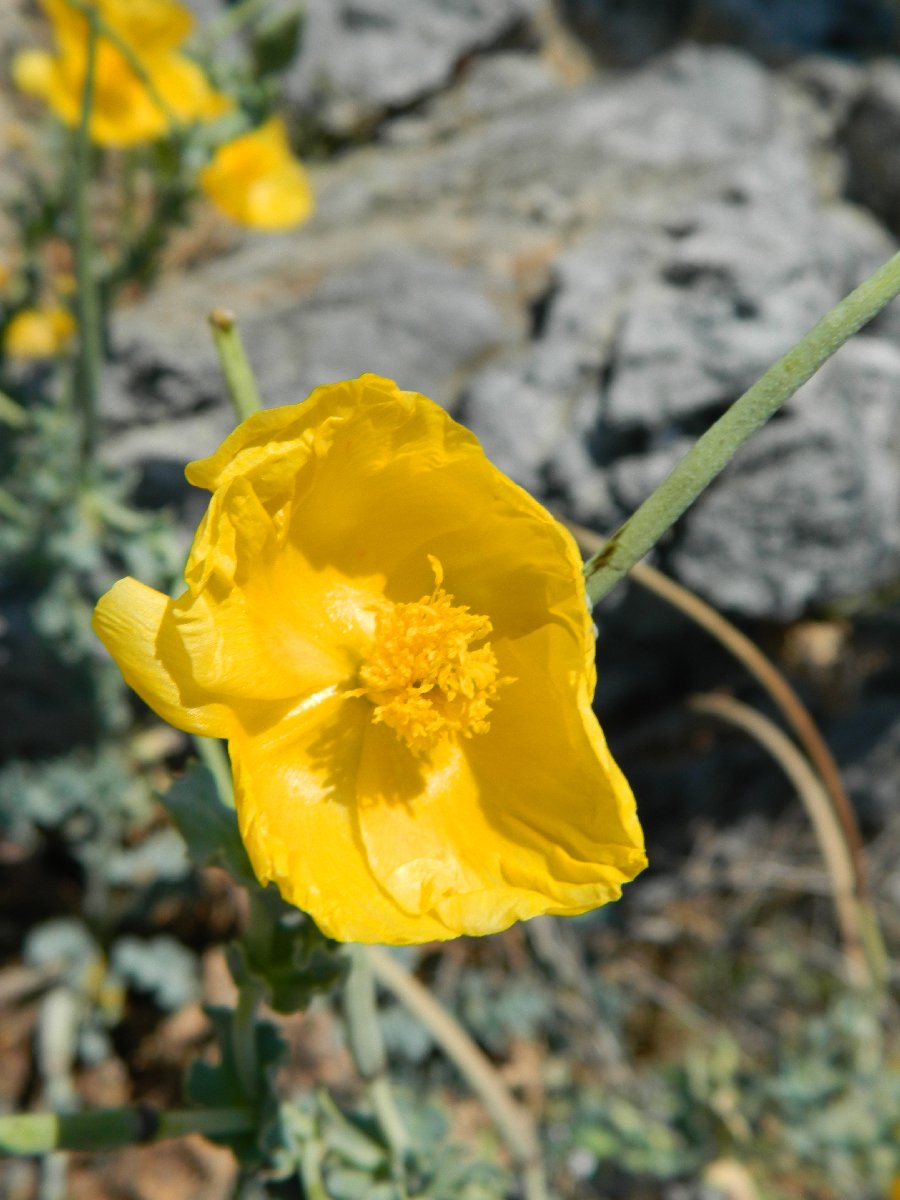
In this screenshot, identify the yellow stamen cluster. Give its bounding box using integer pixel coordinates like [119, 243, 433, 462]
[359, 558, 507, 752]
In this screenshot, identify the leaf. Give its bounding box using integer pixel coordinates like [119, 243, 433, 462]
[185, 1005, 286, 1166]
[110, 935, 200, 1011]
[161, 762, 256, 886]
[252, 6, 303, 77]
[227, 889, 348, 1014]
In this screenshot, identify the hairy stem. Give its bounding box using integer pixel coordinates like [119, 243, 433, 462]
[0, 1108, 256, 1155]
[209, 309, 263, 422]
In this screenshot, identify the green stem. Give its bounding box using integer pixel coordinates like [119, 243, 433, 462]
[73, 7, 102, 470]
[0, 1107, 255, 1155]
[584, 250, 900, 604]
[342, 947, 411, 1185]
[232, 978, 264, 1104]
[193, 734, 235, 808]
[209, 309, 263, 421]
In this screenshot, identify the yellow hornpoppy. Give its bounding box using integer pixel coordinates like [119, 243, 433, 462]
[93, 375, 645, 944]
[199, 118, 314, 231]
[13, 0, 229, 146]
[4, 306, 76, 358]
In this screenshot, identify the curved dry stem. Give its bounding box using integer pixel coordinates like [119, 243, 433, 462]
[568, 520, 867, 899]
[368, 947, 549, 1200]
[689, 692, 876, 989]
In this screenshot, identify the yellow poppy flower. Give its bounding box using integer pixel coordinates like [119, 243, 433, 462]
[13, 0, 230, 146]
[93, 375, 645, 944]
[198, 118, 314, 231]
[4, 306, 76, 359]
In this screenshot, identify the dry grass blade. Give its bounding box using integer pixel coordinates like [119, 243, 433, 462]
[689, 692, 875, 989]
[368, 947, 550, 1200]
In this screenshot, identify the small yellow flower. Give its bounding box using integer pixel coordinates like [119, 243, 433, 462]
[199, 118, 314, 231]
[93, 376, 645, 944]
[13, 0, 230, 146]
[4, 306, 76, 359]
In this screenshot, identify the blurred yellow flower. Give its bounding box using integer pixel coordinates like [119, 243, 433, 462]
[199, 118, 314, 230]
[93, 375, 645, 944]
[4, 306, 76, 359]
[13, 0, 230, 146]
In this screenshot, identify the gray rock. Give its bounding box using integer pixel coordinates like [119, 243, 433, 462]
[463, 76, 900, 618]
[832, 697, 900, 827]
[844, 58, 900, 234]
[383, 52, 560, 147]
[669, 338, 900, 617]
[100, 247, 516, 470]
[97, 39, 900, 623]
[284, 0, 541, 136]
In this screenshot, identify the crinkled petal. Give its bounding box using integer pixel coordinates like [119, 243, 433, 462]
[354, 659, 645, 939]
[178, 476, 367, 701]
[92, 578, 233, 736]
[231, 695, 452, 943]
[188, 375, 548, 596]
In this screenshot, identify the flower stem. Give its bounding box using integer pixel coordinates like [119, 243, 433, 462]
[0, 1107, 255, 1155]
[584, 250, 900, 604]
[232, 977, 264, 1104]
[342, 947, 411, 1187]
[209, 309, 263, 421]
[73, 6, 102, 469]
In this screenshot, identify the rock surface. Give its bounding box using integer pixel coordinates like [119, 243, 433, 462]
[94, 31, 900, 625]
[284, 0, 541, 136]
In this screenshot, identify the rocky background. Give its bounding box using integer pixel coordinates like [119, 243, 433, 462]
[3, 4, 900, 1197]
[90, 0, 900, 838]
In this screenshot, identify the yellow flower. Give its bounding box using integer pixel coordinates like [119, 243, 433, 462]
[13, 0, 230, 146]
[93, 376, 645, 944]
[199, 118, 314, 231]
[4, 306, 76, 359]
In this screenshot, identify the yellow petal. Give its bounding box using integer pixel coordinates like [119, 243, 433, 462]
[20, 0, 228, 146]
[199, 118, 314, 231]
[231, 697, 452, 943]
[92, 578, 234, 737]
[354, 662, 645, 938]
[42, 0, 194, 55]
[177, 477, 364, 702]
[12, 49, 56, 101]
[94, 0, 195, 54]
[148, 52, 232, 123]
[3, 307, 75, 359]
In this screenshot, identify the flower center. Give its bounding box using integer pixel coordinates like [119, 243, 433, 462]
[358, 557, 507, 753]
